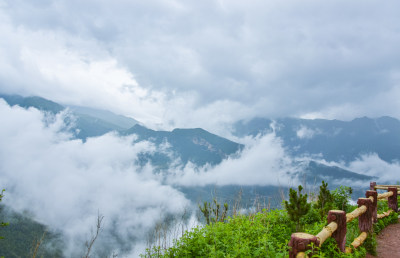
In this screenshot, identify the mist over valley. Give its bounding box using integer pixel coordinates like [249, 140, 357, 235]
[0, 95, 397, 256]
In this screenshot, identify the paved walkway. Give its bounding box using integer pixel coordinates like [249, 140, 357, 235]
[366, 219, 400, 258]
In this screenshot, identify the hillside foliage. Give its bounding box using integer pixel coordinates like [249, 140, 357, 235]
[0, 206, 64, 257]
[142, 183, 399, 257]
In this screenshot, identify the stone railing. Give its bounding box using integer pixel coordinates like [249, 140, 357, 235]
[288, 182, 399, 257]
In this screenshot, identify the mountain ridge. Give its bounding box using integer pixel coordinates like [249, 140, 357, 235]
[0, 94, 243, 167]
[234, 116, 400, 163]
[0, 93, 388, 180]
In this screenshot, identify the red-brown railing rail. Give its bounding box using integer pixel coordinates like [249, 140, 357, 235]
[288, 182, 399, 257]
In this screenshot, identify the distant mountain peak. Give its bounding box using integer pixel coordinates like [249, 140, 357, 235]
[0, 94, 65, 113]
[234, 116, 400, 163]
[0, 93, 244, 168]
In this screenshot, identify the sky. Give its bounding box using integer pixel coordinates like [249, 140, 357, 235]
[1, 0, 400, 132]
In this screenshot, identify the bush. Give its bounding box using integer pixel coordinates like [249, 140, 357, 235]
[300, 206, 321, 225]
[143, 210, 292, 257]
[332, 186, 353, 212]
[283, 185, 311, 231]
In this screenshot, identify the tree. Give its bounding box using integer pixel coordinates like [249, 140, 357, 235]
[283, 185, 310, 231]
[83, 212, 104, 258]
[30, 231, 46, 258]
[315, 181, 334, 219]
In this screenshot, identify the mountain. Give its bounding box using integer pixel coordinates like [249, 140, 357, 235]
[299, 160, 374, 182]
[234, 116, 400, 163]
[67, 105, 139, 130]
[124, 124, 243, 167]
[1, 94, 384, 176]
[0, 94, 132, 139]
[0, 94, 64, 113]
[0, 94, 243, 167]
[0, 205, 64, 257]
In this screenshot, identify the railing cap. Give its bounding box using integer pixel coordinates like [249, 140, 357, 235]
[329, 210, 345, 213]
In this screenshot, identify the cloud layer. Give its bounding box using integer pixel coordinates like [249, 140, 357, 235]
[1, 0, 400, 133]
[0, 100, 301, 255]
[0, 99, 304, 255]
[0, 100, 190, 256]
[168, 134, 297, 187]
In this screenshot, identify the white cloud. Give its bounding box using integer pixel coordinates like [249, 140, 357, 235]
[0, 100, 189, 256]
[307, 153, 400, 186]
[2, 0, 400, 132]
[347, 153, 400, 183]
[0, 99, 302, 255]
[168, 134, 299, 187]
[0, 17, 171, 126]
[296, 125, 318, 139]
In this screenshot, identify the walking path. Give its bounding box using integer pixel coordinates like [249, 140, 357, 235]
[366, 219, 400, 258]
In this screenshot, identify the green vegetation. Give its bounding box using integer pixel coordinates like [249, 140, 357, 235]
[283, 185, 311, 231]
[199, 198, 229, 225]
[314, 181, 334, 219]
[332, 186, 353, 212]
[142, 182, 399, 257]
[143, 209, 292, 257]
[0, 206, 64, 257]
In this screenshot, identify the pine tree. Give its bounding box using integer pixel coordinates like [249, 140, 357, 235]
[315, 181, 334, 219]
[283, 185, 310, 231]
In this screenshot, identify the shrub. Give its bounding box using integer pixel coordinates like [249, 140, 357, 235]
[143, 210, 292, 257]
[332, 186, 353, 212]
[283, 185, 311, 231]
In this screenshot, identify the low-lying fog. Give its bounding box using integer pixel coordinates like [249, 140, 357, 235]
[0, 100, 396, 256]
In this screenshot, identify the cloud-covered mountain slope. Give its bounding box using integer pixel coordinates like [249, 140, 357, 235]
[234, 116, 400, 163]
[0, 94, 243, 167]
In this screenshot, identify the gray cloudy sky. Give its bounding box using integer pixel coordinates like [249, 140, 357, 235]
[1, 0, 400, 132]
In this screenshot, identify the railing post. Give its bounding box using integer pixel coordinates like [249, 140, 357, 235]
[327, 210, 346, 252]
[388, 187, 398, 212]
[370, 181, 376, 191]
[288, 233, 319, 258]
[366, 190, 378, 223]
[357, 198, 373, 232]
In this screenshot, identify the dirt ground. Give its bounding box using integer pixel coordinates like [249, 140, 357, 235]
[365, 219, 400, 258]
